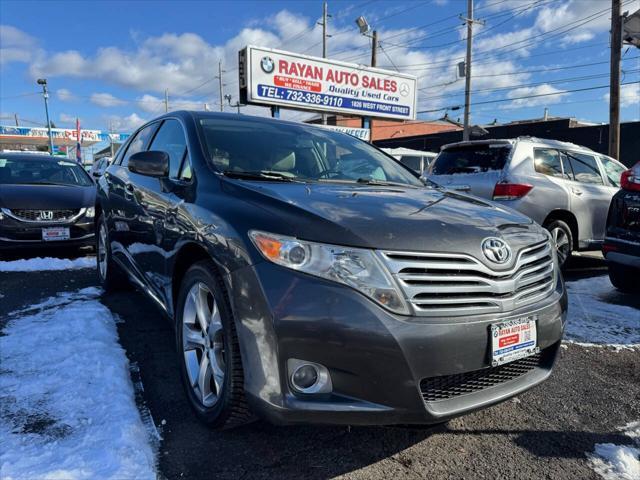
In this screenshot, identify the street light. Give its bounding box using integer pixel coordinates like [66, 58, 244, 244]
[37, 78, 54, 154]
[355, 16, 370, 35]
[224, 94, 242, 114]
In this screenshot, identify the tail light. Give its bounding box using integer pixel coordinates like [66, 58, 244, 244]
[620, 163, 640, 192]
[493, 183, 533, 201]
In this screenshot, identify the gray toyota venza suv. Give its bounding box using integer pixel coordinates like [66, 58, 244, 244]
[96, 112, 567, 429]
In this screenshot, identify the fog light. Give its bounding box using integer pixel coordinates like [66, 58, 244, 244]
[292, 364, 318, 390]
[287, 359, 332, 394]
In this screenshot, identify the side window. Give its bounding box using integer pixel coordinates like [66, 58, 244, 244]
[533, 148, 569, 179]
[179, 158, 192, 181]
[399, 155, 422, 172]
[149, 119, 188, 179]
[563, 151, 604, 185]
[599, 156, 627, 187]
[121, 123, 158, 167]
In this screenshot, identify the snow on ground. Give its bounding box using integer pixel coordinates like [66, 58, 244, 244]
[0, 256, 95, 272]
[589, 422, 640, 480]
[565, 275, 640, 348]
[0, 287, 157, 480]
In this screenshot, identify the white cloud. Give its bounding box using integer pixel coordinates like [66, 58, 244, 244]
[90, 92, 126, 107]
[603, 83, 640, 109]
[136, 94, 208, 114]
[105, 113, 146, 131]
[56, 88, 75, 101]
[502, 84, 568, 108]
[0, 25, 38, 65]
[59, 113, 76, 124]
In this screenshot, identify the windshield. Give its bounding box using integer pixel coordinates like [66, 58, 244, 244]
[0, 157, 93, 186]
[431, 144, 511, 175]
[198, 117, 422, 186]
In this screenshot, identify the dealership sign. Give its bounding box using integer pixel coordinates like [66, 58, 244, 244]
[0, 126, 130, 145]
[239, 46, 417, 120]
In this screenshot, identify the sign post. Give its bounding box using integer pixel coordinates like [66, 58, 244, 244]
[239, 46, 417, 123]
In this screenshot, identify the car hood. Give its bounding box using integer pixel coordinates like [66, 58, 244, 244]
[0, 184, 96, 209]
[223, 180, 547, 260]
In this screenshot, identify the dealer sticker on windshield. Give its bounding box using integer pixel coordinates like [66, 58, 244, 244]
[491, 315, 538, 367]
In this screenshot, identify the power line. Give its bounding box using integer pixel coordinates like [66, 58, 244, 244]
[416, 81, 640, 114]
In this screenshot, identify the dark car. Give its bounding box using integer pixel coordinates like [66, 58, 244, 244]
[0, 153, 96, 250]
[603, 161, 640, 292]
[96, 111, 566, 429]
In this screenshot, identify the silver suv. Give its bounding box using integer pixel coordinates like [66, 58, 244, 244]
[428, 137, 627, 266]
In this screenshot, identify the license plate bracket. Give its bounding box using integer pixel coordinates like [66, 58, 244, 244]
[491, 315, 539, 367]
[42, 227, 70, 242]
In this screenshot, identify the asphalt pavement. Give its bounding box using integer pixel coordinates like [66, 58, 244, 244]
[1, 252, 638, 480]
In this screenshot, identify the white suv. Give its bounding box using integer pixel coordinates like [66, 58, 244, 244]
[428, 137, 627, 266]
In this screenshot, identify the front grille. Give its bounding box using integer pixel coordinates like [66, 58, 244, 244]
[9, 209, 80, 222]
[380, 240, 555, 317]
[420, 353, 542, 402]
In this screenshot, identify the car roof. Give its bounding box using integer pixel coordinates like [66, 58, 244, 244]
[382, 147, 437, 156]
[441, 136, 597, 154]
[0, 152, 59, 161]
[145, 110, 363, 137]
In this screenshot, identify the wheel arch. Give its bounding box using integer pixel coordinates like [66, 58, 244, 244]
[171, 242, 221, 317]
[543, 210, 579, 250]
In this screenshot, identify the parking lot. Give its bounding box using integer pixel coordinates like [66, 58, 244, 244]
[1, 251, 638, 480]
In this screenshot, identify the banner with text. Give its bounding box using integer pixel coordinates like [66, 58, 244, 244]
[239, 46, 417, 120]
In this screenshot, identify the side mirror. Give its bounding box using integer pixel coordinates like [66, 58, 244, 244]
[128, 150, 169, 178]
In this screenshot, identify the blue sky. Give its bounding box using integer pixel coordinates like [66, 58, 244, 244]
[1, 0, 638, 134]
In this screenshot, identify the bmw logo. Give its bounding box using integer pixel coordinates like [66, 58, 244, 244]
[260, 56, 275, 74]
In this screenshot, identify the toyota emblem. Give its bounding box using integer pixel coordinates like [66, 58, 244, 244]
[482, 237, 511, 264]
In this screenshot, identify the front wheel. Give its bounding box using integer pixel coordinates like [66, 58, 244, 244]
[96, 214, 129, 291]
[175, 260, 253, 429]
[545, 219, 573, 269]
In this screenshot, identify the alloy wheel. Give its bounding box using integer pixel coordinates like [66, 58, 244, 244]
[551, 227, 571, 265]
[182, 282, 226, 408]
[98, 223, 108, 280]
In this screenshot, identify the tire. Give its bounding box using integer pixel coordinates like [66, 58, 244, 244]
[175, 260, 253, 429]
[608, 263, 640, 293]
[544, 219, 573, 269]
[96, 214, 129, 291]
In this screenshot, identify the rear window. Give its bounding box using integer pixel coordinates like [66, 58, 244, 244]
[431, 144, 511, 175]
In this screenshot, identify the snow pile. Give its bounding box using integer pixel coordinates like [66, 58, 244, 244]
[0, 287, 157, 480]
[590, 422, 640, 480]
[565, 276, 640, 348]
[0, 256, 95, 272]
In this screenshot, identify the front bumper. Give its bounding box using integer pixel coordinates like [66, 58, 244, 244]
[228, 261, 567, 426]
[0, 216, 95, 250]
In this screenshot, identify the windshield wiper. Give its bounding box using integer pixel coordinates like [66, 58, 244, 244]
[355, 178, 419, 188]
[222, 170, 304, 183]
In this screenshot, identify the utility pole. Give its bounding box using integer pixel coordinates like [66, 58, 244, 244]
[371, 30, 378, 67]
[319, 1, 331, 124]
[14, 113, 19, 126]
[216, 60, 225, 112]
[37, 78, 54, 154]
[609, 0, 622, 160]
[461, 0, 483, 142]
[164, 89, 169, 113]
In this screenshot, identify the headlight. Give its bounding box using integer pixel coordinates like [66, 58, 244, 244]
[249, 230, 410, 315]
[85, 207, 95, 218]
